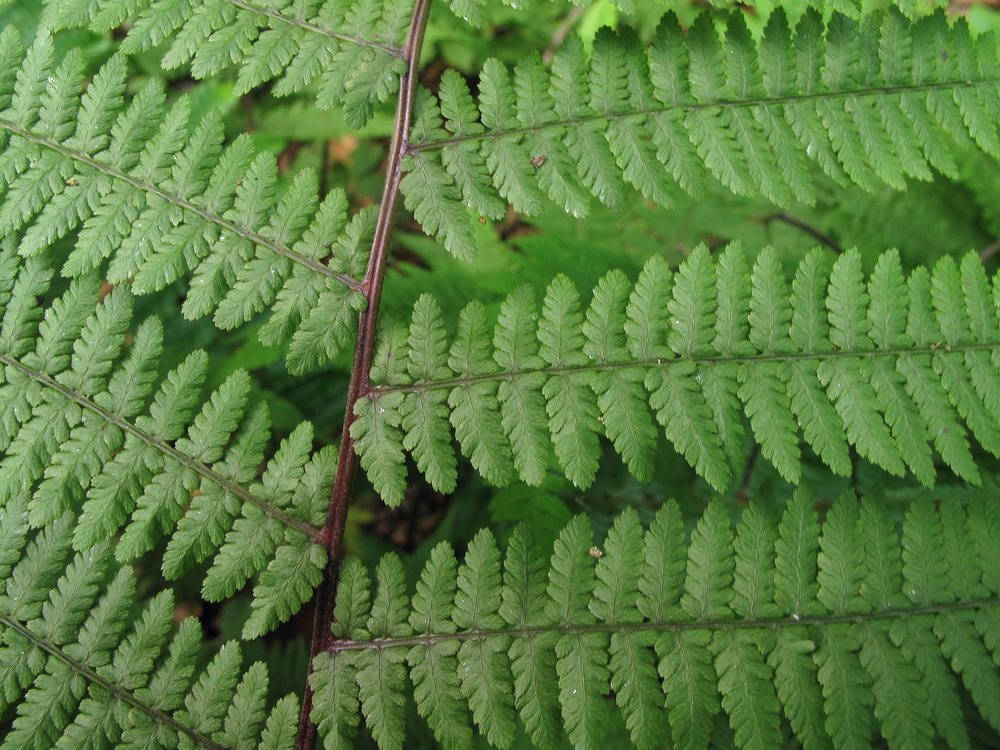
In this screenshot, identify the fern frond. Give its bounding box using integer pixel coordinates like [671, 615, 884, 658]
[0, 249, 333, 638]
[40, 0, 412, 126]
[0, 507, 300, 749]
[402, 9, 1000, 260]
[354, 246, 1000, 504]
[309, 489, 1000, 750]
[0, 31, 368, 373]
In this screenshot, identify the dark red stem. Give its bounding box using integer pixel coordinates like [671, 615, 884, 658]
[294, 1, 432, 747]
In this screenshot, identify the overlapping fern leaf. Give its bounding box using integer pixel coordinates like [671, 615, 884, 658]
[354, 245, 1000, 505]
[0, 503, 300, 749]
[39, 0, 413, 126]
[447, 0, 948, 26]
[402, 8, 1000, 260]
[0, 29, 369, 373]
[0, 248, 334, 639]
[37, 0, 954, 56]
[309, 488, 1000, 750]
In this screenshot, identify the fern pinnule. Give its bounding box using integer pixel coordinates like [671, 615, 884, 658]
[402, 9, 1000, 261]
[355, 245, 1000, 504]
[0, 30, 369, 374]
[309, 489, 1000, 750]
[0, 505, 301, 749]
[0, 250, 333, 639]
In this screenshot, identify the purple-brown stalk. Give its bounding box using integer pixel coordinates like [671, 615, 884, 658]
[295, 1, 432, 747]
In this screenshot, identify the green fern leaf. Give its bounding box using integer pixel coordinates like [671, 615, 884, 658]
[499, 523, 560, 750]
[402, 9, 1000, 260]
[594, 508, 663, 750]
[537, 274, 600, 489]
[42, 0, 410, 125]
[0, 252, 331, 636]
[363, 246, 1000, 502]
[311, 648, 362, 750]
[0, 514, 296, 748]
[401, 296, 458, 494]
[494, 286, 550, 486]
[258, 693, 300, 750]
[513, 53, 590, 219]
[446, 301, 515, 486]
[547, 515, 610, 750]
[0, 40, 370, 373]
[5, 4, 1000, 749]
[306, 486, 1000, 750]
[454, 530, 515, 747]
[356, 554, 410, 750]
[768, 626, 830, 750]
[439, 69, 507, 222]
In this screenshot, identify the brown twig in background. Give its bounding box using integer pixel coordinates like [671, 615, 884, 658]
[764, 211, 846, 255]
[543, 6, 586, 64]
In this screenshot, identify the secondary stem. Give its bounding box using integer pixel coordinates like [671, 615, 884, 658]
[295, 0, 432, 747]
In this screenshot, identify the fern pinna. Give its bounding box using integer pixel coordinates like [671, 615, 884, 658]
[0, 27, 369, 375]
[0, 503, 302, 749]
[6, 9, 1000, 264]
[356, 245, 1000, 504]
[308, 490, 1000, 750]
[0, 247, 332, 641]
[3, 0, 1000, 748]
[403, 7, 1000, 259]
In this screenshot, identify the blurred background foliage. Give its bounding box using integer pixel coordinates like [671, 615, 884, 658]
[5, 0, 1000, 744]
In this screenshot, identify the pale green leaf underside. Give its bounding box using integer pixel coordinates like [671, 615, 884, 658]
[0, 510, 299, 750]
[403, 9, 1000, 260]
[310, 491, 1000, 750]
[356, 246, 1000, 500]
[0, 30, 368, 374]
[41, 0, 411, 125]
[0, 248, 330, 639]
